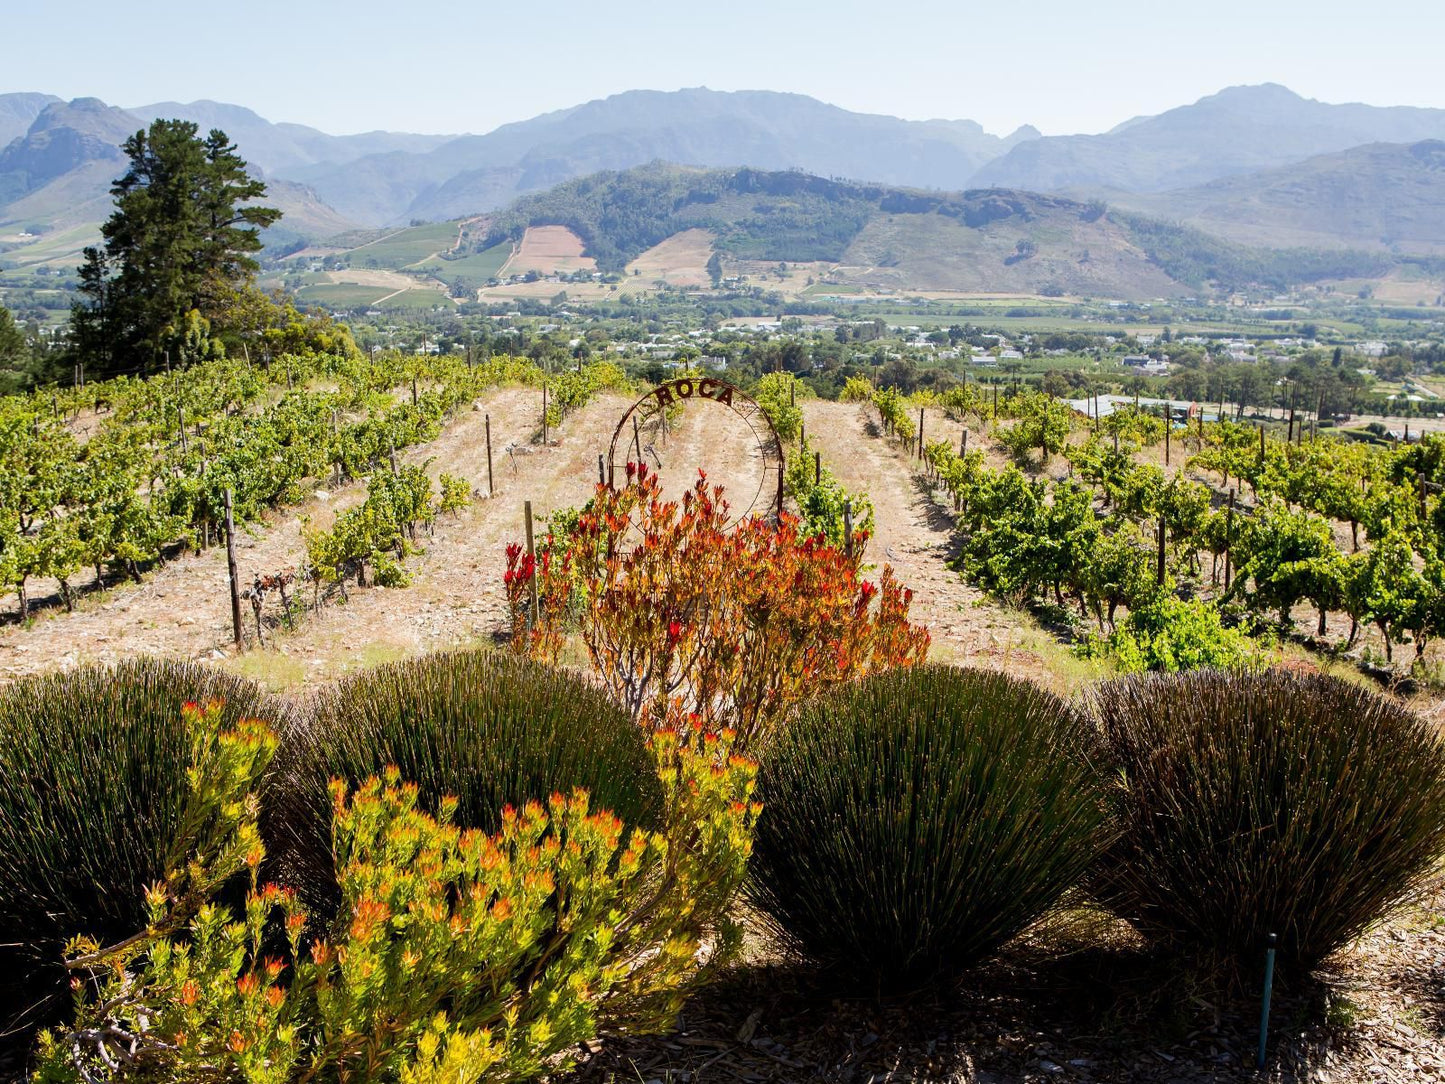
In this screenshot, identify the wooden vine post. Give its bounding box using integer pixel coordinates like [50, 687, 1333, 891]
[523, 501, 538, 628]
[223, 488, 244, 650]
[917, 406, 925, 458]
[485, 414, 494, 497]
[1156, 515, 1167, 586]
[1224, 488, 1235, 590]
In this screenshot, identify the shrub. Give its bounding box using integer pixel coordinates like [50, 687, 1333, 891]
[993, 390, 1076, 465]
[1089, 668, 1445, 972]
[37, 722, 758, 1084]
[785, 434, 875, 551]
[508, 468, 929, 746]
[0, 660, 271, 989]
[753, 371, 805, 441]
[270, 649, 662, 914]
[748, 665, 1108, 988]
[1080, 593, 1260, 672]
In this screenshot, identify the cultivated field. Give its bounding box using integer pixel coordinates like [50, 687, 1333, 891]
[498, 225, 597, 277]
[624, 227, 715, 288]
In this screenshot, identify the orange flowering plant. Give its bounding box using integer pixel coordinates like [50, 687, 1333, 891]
[506, 465, 930, 745]
[36, 706, 759, 1083]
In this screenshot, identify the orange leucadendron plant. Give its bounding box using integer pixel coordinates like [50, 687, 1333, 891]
[506, 465, 930, 745]
[36, 704, 759, 1084]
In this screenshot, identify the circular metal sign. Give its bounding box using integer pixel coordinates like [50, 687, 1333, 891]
[607, 378, 785, 522]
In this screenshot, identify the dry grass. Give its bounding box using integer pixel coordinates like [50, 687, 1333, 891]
[499, 226, 596, 276]
[624, 228, 715, 287]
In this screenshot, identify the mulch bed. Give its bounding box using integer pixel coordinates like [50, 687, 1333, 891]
[575, 883, 1445, 1084]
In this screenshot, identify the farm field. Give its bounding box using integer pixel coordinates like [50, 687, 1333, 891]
[292, 283, 392, 309]
[624, 227, 715, 287]
[0, 394, 1013, 687]
[409, 241, 513, 288]
[5, 383, 1445, 722]
[343, 222, 460, 269]
[498, 225, 597, 276]
[0, 387, 802, 687]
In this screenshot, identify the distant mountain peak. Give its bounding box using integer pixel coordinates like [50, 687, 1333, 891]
[0, 91, 62, 147]
[973, 84, 1445, 194]
[1206, 82, 1303, 102]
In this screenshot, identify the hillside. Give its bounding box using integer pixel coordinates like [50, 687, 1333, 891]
[293, 88, 1037, 226]
[973, 84, 1445, 194]
[6, 84, 1445, 288]
[0, 97, 132, 204]
[1115, 140, 1445, 255]
[0, 92, 59, 147]
[462, 163, 1396, 298]
[0, 98, 363, 268]
[125, 99, 453, 176]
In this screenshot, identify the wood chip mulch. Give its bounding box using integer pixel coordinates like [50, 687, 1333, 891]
[574, 885, 1445, 1084]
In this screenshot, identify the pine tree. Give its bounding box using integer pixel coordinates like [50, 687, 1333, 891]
[70, 120, 280, 378]
[0, 304, 27, 394]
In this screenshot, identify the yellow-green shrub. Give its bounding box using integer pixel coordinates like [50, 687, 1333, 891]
[37, 716, 758, 1084]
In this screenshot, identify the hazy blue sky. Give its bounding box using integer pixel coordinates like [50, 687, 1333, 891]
[7, 0, 1442, 136]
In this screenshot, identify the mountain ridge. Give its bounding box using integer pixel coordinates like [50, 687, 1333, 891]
[1110, 139, 1445, 255]
[293, 87, 1034, 225]
[447, 162, 1399, 298]
[3, 83, 1445, 294]
[973, 83, 1445, 193]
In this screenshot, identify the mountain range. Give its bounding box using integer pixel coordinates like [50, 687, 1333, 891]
[973, 84, 1445, 193]
[2, 82, 1445, 291]
[1109, 139, 1445, 254]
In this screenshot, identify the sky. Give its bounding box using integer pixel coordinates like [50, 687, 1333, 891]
[5, 0, 1443, 137]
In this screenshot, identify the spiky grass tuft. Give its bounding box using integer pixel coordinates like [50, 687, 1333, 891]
[748, 664, 1108, 989]
[269, 649, 661, 916]
[1089, 667, 1445, 972]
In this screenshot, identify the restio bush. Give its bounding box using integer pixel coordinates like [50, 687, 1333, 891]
[0, 659, 271, 999]
[1089, 668, 1445, 971]
[270, 649, 662, 913]
[748, 665, 1108, 988]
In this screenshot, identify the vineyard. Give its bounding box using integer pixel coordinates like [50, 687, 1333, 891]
[0, 350, 629, 640]
[847, 376, 1445, 688]
[1, 342, 1444, 715]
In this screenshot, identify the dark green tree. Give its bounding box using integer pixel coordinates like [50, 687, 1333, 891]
[70, 120, 280, 378]
[0, 304, 27, 376]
